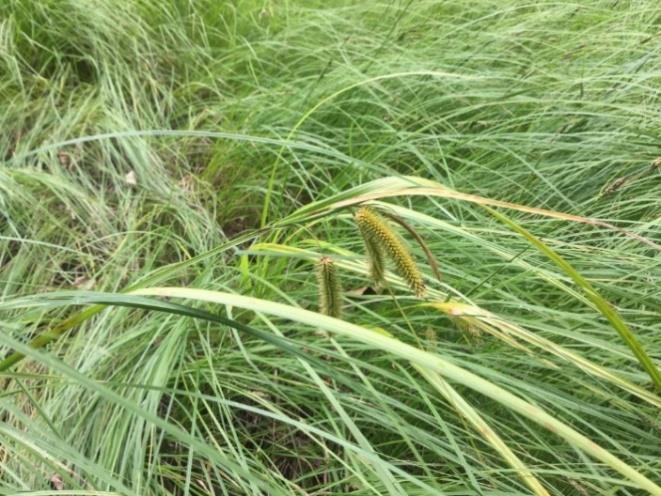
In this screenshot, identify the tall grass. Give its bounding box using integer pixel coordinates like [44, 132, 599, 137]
[1, 1, 660, 495]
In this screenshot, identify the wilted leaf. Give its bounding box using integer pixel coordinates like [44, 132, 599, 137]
[125, 170, 137, 186]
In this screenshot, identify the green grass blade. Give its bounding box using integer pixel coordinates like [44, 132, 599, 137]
[121, 287, 661, 494]
[485, 206, 661, 391]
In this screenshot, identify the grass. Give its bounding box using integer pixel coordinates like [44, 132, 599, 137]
[1, 0, 660, 494]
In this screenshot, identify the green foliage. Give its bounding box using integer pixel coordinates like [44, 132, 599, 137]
[1, 1, 660, 495]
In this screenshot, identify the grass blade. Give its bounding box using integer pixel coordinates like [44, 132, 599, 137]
[485, 206, 661, 391]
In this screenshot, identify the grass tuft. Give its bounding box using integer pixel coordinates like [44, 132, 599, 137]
[1, 1, 660, 494]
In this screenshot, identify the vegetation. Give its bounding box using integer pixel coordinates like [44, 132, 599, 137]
[1, 1, 659, 495]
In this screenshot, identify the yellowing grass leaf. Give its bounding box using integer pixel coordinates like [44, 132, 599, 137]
[415, 366, 550, 496]
[281, 176, 660, 250]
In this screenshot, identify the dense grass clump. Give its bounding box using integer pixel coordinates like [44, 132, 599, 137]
[1, 1, 660, 495]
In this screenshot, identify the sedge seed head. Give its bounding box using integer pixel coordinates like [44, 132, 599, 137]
[354, 207, 426, 297]
[317, 256, 343, 318]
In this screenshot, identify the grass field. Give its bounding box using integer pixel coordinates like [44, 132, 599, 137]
[1, 1, 660, 495]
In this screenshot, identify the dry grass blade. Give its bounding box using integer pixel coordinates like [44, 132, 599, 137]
[432, 301, 661, 409]
[285, 176, 660, 250]
[415, 366, 551, 496]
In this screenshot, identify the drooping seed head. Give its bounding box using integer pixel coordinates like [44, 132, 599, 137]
[317, 256, 343, 318]
[354, 207, 426, 297]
